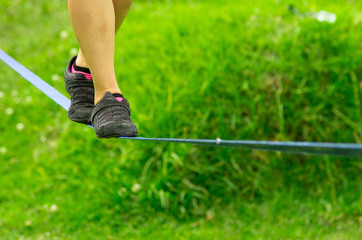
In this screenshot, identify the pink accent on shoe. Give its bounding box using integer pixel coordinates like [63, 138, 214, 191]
[71, 65, 92, 80]
[115, 97, 124, 102]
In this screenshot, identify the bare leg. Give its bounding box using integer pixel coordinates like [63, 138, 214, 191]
[68, 0, 133, 104]
[76, 0, 133, 68]
[113, 0, 134, 31]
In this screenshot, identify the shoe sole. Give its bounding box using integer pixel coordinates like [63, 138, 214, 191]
[68, 116, 91, 125]
[96, 131, 138, 138]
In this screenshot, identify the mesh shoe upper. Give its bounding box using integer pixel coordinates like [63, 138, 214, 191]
[64, 56, 94, 124]
[91, 92, 138, 138]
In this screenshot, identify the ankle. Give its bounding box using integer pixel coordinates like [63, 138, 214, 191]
[75, 56, 89, 69]
[95, 88, 122, 104]
[75, 49, 89, 68]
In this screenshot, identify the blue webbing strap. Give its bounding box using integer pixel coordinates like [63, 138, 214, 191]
[0, 50, 71, 110]
[1, 49, 361, 158]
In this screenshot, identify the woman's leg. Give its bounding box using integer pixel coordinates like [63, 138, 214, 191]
[68, 0, 133, 104]
[113, 0, 134, 31]
[67, 0, 137, 137]
[70, 0, 133, 104]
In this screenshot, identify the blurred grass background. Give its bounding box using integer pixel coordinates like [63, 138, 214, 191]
[0, 0, 361, 239]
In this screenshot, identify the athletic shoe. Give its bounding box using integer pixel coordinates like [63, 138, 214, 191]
[64, 56, 94, 124]
[91, 92, 138, 138]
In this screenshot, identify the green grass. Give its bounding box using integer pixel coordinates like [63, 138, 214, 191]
[0, 0, 361, 239]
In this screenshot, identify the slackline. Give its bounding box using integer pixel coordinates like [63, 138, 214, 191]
[1, 49, 361, 158]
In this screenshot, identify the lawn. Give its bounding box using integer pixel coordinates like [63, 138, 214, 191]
[0, 0, 361, 239]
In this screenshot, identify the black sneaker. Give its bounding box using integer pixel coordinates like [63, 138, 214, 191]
[64, 56, 94, 124]
[91, 92, 138, 138]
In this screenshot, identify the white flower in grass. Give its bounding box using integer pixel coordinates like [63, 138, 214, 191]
[25, 220, 32, 226]
[131, 183, 141, 193]
[40, 136, 46, 142]
[0, 91, 4, 98]
[38, 235, 45, 240]
[16, 123, 25, 131]
[316, 11, 336, 23]
[60, 30, 69, 39]
[117, 187, 127, 196]
[49, 140, 57, 148]
[0, 147, 6, 154]
[5, 108, 14, 115]
[70, 48, 78, 56]
[51, 74, 61, 82]
[49, 204, 58, 212]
